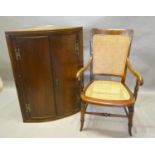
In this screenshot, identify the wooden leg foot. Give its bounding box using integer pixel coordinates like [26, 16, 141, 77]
[128, 125, 132, 136]
[80, 119, 84, 131]
[80, 102, 86, 131]
[128, 105, 134, 136]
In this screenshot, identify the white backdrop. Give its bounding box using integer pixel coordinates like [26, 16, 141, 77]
[0, 16, 154, 92]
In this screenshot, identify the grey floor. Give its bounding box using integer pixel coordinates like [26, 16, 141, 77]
[0, 85, 155, 138]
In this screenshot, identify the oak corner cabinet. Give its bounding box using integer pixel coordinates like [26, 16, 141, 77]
[5, 25, 83, 122]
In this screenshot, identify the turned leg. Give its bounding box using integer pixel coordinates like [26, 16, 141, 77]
[128, 105, 134, 136]
[80, 101, 87, 131]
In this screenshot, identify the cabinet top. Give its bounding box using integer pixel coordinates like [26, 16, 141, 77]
[5, 25, 82, 34]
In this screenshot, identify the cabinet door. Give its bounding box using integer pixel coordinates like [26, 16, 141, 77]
[15, 36, 56, 120]
[50, 32, 82, 116]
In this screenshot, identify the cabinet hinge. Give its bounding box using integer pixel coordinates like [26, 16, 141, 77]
[25, 104, 31, 113]
[75, 42, 79, 56]
[15, 47, 21, 60]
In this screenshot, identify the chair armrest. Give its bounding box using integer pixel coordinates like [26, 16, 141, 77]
[127, 58, 143, 86]
[76, 57, 93, 81]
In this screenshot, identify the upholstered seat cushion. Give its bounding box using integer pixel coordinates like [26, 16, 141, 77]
[85, 80, 131, 101]
[0, 77, 3, 92]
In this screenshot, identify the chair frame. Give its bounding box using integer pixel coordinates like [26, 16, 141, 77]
[76, 28, 143, 136]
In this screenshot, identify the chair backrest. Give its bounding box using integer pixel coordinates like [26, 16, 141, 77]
[91, 29, 133, 79]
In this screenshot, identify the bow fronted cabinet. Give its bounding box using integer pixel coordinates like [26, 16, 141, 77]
[5, 26, 83, 122]
[76, 29, 143, 136]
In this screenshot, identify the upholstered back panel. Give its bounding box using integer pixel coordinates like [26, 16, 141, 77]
[93, 34, 131, 76]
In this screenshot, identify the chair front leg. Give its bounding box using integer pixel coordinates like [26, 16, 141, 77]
[80, 101, 87, 131]
[128, 105, 134, 136]
[134, 80, 140, 100]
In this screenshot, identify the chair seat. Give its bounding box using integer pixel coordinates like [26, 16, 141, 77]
[81, 80, 135, 106]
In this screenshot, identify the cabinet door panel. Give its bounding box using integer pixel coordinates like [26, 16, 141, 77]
[50, 33, 80, 115]
[16, 36, 56, 119]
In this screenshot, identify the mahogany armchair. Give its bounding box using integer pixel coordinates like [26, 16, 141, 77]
[76, 29, 143, 136]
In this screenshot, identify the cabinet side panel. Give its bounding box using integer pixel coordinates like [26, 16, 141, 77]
[5, 34, 29, 121]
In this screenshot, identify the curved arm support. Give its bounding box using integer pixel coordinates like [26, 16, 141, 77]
[127, 58, 143, 100]
[76, 57, 93, 81]
[127, 58, 143, 86]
